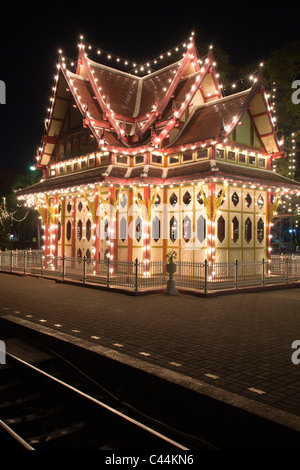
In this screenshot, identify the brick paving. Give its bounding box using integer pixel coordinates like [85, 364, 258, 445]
[1, 272, 300, 419]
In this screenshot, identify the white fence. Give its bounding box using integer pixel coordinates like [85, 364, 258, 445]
[0, 251, 299, 294]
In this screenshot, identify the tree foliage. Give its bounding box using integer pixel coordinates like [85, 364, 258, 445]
[194, 39, 300, 179]
[263, 40, 300, 139]
[0, 169, 42, 250]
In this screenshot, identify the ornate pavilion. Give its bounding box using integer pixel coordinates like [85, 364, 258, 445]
[18, 36, 300, 273]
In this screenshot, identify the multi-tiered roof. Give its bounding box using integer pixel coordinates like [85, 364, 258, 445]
[19, 37, 300, 196]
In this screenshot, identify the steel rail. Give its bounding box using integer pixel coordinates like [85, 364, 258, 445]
[0, 419, 35, 450]
[5, 350, 189, 450]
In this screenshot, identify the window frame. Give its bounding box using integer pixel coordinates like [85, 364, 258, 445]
[181, 150, 194, 164]
[150, 153, 163, 165]
[134, 154, 145, 166]
[216, 147, 225, 160]
[168, 153, 181, 166]
[116, 154, 129, 166]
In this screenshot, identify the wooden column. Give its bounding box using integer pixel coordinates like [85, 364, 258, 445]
[71, 196, 76, 258]
[266, 189, 272, 270]
[143, 186, 150, 272]
[208, 181, 215, 265]
[61, 198, 65, 257]
[109, 185, 117, 262]
[128, 187, 133, 263]
[163, 185, 167, 263]
[44, 207, 50, 258]
[54, 194, 58, 257]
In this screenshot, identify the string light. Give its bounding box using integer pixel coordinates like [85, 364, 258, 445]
[33, 32, 284, 193]
[77, 33, 196, 76]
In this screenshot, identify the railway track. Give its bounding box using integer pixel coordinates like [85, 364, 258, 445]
[0, 337, 216, 451]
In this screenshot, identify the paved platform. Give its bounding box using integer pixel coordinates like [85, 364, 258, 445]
[1, 272, 300, 431]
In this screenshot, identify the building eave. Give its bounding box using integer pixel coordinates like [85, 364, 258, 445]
[17, 160, 300, 198]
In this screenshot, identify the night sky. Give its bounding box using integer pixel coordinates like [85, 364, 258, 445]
[0, 2, 299, 174]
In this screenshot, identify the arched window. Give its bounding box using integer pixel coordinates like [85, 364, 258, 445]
[232, 216, 239, 243]
[104, 219, 109, 240]
[257, 218, 264, 243]
[197, 215, 206, 243]
[196, 192, 204, 205]
[120, 217, 127, 242]
[231, 191, 239, 207]
[66, 221, 71, 241]
[152, 216, 160, 243]
[183, 215, 192, 242]
[67, 201, 72, 213]
[170, 216, 178, 243]
[217, 216, 225, 243]
[217, 189, 225, 205]
[183, 191, 191, 206]
[77, 220, 82, 241]
[245, 217, 252, 243]
[120, 194, 127, 209]
[135, 216, 142, 242]
[257, 195, 264, 209]
[86, 219, 91, 241]
[169, 193, 178, 207]
[154, 194, 161, 207]
[244, 193, 252, 208]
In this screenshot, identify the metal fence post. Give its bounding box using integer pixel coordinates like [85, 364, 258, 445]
[135, 258, 139, 292]
[62, 255, 66, 280]
[262, 258, 265, 286]
[286, 257, 289, 284]
[83, 256, 86, 284]
[204, 259, 208, 294]
[291, 254, 295, 278]
[107, 257, 111, 287]
[235, 259, 238, 289]
[24, 251, 27, 275]
[10, 251, 13, 272]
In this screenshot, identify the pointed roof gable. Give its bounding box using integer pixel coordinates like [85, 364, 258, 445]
[36, 38, 283, 168]
[248, 89, 282, 154]
[37, 38, 222, 164]
[166, 89, 251, 150]
[164, 72, 284, 157]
